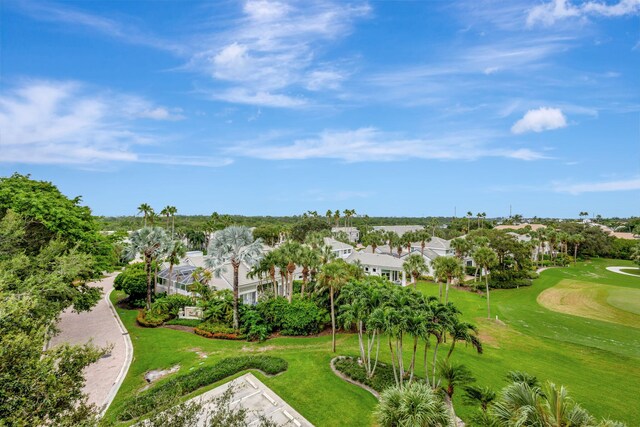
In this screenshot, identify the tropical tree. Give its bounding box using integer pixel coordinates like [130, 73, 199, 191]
[403, 254, 428, 288]
[438, 361, 475, 400]
[165, 240, 187, 295]
[248, 251, 279, 297]
[632, 243, 640, 267]
[570, 233, 585, 265]
[415, 229, 431, 256]
[386, 231, 400, 257]
[137, 203, 154, 227]
[126, 226, 169, 309]
[298, 246, 320, 297]
[375, 382, 451, 427]
[445, 317, 482, 362]
[451, 237, 472, 271]
[473, 246, 499, 319]
[362, 230, 386, 253]
[277, 241, 303, 302]
[317, 259, 363, 352]
[432, 256, 464, 303]
[205, 226, 264, 330]
[464, 385, 497, 413]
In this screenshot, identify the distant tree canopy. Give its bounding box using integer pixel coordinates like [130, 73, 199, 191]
[289, 217, 332, 243]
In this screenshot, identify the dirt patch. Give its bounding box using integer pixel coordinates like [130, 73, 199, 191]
[241, 345, 277, 353]
[537, 280, 640, 329]
[141, 365, 180, 390]
[189, 347, 209, 359]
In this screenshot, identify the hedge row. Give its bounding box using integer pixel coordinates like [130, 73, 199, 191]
[136, 310, 165, 328]
[117, 356, 288, 421]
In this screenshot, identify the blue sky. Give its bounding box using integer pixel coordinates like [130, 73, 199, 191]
[1, 0, 639, 218]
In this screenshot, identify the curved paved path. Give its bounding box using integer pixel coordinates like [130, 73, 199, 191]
[606, 266, 640, 277]
[49, 273, 133, 414]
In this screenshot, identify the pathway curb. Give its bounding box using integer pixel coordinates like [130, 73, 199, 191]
[100, 288, 134, 416]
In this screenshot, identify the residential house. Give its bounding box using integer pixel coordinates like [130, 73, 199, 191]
[346, 251, 407, 286]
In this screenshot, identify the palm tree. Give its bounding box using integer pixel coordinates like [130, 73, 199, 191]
[403, 254, 428, 288]
[463, 385, 496, 413]
[490, 381, 597, 427]
[325, 209, 333, 224]
[451, 238, 472, 273]
[165, 240, 187, 295]
[137, 203, 153, 227]
[205, 226, 264, 330]
[415, 230, 431, 256]
[126, 226, 169, 309]
[160, 206, 171, 229]
[317, 259, 362, 352]
[248, 251, 279, 297]
[168, 206, 178, 238]
[473, 246, 499, 319]
[445, 317, 482, 362]
[570, 233, 585, 265]
[466, 211, 473, 233]
[363, 230, 385, 253]
[438, 361, 475, 401]
[432, 256, 464, 304]
[277, 241, 303, 303]
[375, 382, 451, 427]
[298, 246, 320, 297]
[386, 231, 400, 257]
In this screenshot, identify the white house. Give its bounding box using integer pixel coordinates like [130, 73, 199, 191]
[323, 237, 355, 259]
[331, 226, 360, 242]
[373, 225, 424, 236]
[346, 251, 407, 286]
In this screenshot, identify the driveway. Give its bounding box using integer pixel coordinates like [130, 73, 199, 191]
[48, 273, 132, 414]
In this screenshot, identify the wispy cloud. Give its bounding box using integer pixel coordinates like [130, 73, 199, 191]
[11, 0, 184, 53]
[511, 107, 567, 134]
[527, 0, 640, 27]
[554, 176, 640, 194]
[189, 0, 370, 107]
[227, 127, 546, 162]
[0, 80, 229, 167]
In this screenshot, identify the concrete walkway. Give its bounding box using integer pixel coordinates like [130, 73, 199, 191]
[49, 274, 133, 414]
[606, 266, 640, 277]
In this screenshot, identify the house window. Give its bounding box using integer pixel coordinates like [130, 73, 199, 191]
[365, 267, 369, 272]
[467, 260, 473, 266]
[242, 291, 257, 305]
[373, 268, 377, 272]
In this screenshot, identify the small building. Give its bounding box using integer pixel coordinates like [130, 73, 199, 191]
[373, 225, 424, 237]
[323, 237, 354, 259]
[331, 226, 360, 242]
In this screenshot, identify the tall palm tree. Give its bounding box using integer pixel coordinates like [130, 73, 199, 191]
[363, 230, 385, 253]
[466, 211, 473, 233]
[473, 246, 498, 319]
[137, 203, 153, 227]
[205, 226, 264, 330]
[386, 231, 400, 257]
[298, 246, 320, 297]
[126, 226, 169, 309]
[165, 240, 187, 295]
[248, 251, 279, 297]
[278, 241, 303, 302]
[415, 230, 431, 256]
[403, 254, 428, 288]
[317, 259, 362, 352]
[432, 256, 464, 303]
[168, 206, 178, 238]
[325, 209, 333, 224]
[570, 233, 585, 265]
[451, 238, 472, 272]
[375, 382, 451, 427]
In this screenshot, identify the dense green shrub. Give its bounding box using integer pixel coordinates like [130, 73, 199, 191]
[117, 356, 288, 421]
[333, 357, 395, 392]
[241, 308, 270, 342]
[195, 322, 245, 340]
[151, 294, 192, 317]
[114, 263, 148, 306]
[201, 289, 234, 324]
[488, 270, 533, 289]
[254, 296, 328, 336]
[136, 310, 167, 328]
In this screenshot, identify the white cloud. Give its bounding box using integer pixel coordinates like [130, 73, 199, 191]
[227, 127, 546, 162]
[193, 0, 370, 107]
[554, 177, 640, 194]
[527, 0, 640, 27]
[511, 107, 567, 134]
[0, 80, 227, 167]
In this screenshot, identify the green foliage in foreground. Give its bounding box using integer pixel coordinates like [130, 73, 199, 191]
[333, 357, 395, 392]
[117, 356, 288, 421]
[375, 382, 452, 427]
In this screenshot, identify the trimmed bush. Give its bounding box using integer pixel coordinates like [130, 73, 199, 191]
[117, 356, 288, 421]
[164, 318, 202, 327]
[136, 310, 168, 328]
[195, 322, 245, 340]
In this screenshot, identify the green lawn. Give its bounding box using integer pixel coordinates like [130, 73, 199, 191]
[104, 259, 640, 426]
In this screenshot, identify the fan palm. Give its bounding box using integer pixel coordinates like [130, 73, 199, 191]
[205, 226, 263, 330]
[375, 382, 451, 427]
[125, 226, 169, 309]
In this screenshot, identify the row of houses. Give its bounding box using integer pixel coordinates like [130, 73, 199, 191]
[157, 230, 473, 303]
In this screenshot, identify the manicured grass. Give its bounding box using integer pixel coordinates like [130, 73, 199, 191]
[105, 259, 640, 426]
[620, 268, 640, 276]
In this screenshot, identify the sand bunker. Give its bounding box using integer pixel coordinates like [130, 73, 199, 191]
[537, 280, 640, 329]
